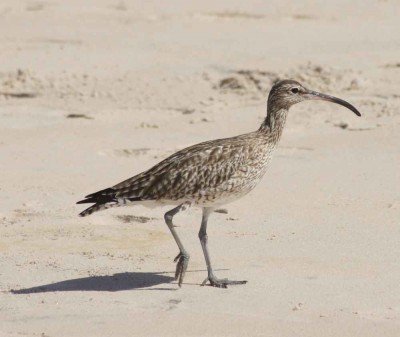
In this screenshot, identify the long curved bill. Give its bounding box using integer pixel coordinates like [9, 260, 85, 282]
[303, 90, 361, 117]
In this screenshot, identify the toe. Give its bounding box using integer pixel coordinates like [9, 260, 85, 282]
[202, 277, 247, 288]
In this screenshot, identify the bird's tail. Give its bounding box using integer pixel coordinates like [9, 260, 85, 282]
[77, 187, 142, 217]
[79, 202, 120, 217]
[77, 187, 119, 217]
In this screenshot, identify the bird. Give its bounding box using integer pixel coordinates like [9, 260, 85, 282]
[77, 79, 361, 288]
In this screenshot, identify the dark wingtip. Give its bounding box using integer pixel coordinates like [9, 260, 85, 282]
[76, 199, 94, 204]
[76, 187, 116, 205]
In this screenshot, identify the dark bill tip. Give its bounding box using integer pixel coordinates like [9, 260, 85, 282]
[304, 90, 361, 117]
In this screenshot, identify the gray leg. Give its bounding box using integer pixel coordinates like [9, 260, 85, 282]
[199, 207, 247, 288]
[164, 202, 191, 287]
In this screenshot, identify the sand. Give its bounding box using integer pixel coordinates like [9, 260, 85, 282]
[1, 1, 400, 336]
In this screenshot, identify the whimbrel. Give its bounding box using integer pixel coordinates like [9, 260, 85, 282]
[77, 80, 361, 288]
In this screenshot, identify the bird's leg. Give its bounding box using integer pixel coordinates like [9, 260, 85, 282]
[164, 202, 191, 287]
[199, 207, 247, 288]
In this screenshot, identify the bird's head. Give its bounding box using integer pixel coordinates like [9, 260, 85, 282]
[267, 79, 361, 116]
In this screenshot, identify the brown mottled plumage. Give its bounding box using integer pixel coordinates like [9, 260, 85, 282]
[77, 79, 361, 288]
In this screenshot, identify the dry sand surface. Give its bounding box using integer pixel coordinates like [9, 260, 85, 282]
[1, 1, 400, 336]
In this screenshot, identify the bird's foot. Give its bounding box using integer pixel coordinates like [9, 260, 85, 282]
[173, 252, 190, 287]
[201, 275, 247, 288]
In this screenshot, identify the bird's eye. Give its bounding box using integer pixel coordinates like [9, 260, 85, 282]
[291, 88, 299, 94]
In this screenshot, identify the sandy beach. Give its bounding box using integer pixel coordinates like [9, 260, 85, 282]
[1, 1, 400, 336]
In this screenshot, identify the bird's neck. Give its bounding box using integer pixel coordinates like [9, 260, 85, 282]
[258, 107, 288, 143]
